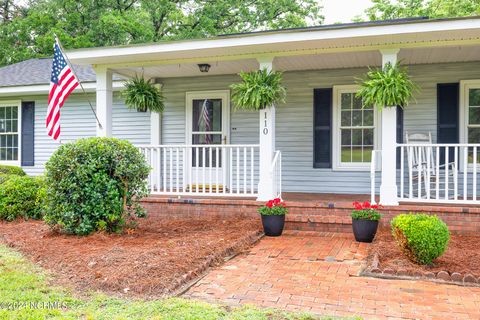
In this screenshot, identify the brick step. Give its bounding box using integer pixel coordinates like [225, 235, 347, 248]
[141, 196, 480, 235]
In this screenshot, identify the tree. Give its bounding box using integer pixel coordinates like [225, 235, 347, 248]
[0, 0, 323, 67]
[362, 0, 480, 21]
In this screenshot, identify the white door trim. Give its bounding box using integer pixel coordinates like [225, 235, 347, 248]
[185, 90, 230, 145]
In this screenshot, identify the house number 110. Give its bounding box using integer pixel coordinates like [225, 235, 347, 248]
[263, 111, 268, 135]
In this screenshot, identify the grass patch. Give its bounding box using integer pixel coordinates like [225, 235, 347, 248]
[0, 244, 360, 320]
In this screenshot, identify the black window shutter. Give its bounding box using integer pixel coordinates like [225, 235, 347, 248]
[21, 101, 35, 166]
[437, 83, 459, 163]
[396, 106, 404, 168]
[313, 88, 332, 168]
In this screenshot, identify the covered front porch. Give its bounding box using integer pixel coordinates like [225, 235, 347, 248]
[66, 17, 480, 206]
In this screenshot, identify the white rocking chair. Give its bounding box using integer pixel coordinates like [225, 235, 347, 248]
[405, 132, 456, 198]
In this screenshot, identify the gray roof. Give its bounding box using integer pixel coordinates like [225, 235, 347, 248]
[0, 58, 97, 87]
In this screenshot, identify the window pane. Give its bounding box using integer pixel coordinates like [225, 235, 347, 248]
[352, 110, 362, 126]
[469, 89, 480, 106]
[5, 107, 11, 119]
[363, 110, 374, 126]
[341, 129, 351, 145]
[363, 146, 373, 162]
[12, 107, 17, 118]
[351, 147, 362, 162]
[351, 129, 362, 145]
[341, 147, 351, 162]
[338, 91, 375, 164]
[5, 120, 11, 132]
[0, 148, 4, 160]
[341, 93, 352, 110]
[352, 95, 363, 109]
[469, 107, 480, 125]
[468, 128, 480, 143]
[192, 99, 222, 132]
[363, 129, 374, 146]
[341, 111, 351, 126]
[11, 120, 17, 132]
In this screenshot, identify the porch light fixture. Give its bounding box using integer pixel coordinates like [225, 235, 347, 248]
[198, 64, 211, 73]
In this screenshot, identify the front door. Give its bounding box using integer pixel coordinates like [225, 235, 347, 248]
[186, 91, 230, 192]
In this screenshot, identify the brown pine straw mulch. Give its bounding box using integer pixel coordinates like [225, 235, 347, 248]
[0, 216, 262, 298]
[368, 230, 480, 279]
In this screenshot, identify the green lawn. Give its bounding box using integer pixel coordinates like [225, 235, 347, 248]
[0, 244, 359, 320]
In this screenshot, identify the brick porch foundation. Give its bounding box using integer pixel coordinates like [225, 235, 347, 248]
[141, 195, 480, 235]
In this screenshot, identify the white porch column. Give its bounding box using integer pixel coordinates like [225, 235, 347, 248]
[94, 66, 113, 137]
[150, 83, 162, 145]
[257, 57, 276, 201]
[379, 49, 400, 205]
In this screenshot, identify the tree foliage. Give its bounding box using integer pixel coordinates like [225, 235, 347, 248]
[361, 0, 480, 21]
[0, 0, 323, 66]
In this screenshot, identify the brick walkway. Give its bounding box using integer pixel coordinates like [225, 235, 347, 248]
[185, 232, 480, 320]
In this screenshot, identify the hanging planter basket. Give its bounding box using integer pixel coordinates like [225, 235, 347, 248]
[356, 62, 418, 110]
[230, 68, 286, 111]
[123, 76, 165, 113]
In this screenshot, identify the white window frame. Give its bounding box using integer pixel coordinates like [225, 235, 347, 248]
[0, 100, 21, 166]
[460, 80, 480, 169]
[332, 85, 380, 171]
[460, 80, 480, 144]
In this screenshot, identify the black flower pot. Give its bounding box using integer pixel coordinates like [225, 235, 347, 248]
[352, 218, 379, 243]
[261, 214, 285, 237]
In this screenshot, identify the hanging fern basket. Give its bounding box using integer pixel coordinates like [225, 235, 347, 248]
[123, 76, 165, 113]
[230, 68, 286, 111]
[356, 62, 418, 110]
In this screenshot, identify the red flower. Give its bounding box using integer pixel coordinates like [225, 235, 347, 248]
[371, 204, 378, 209]
[353, 201, 362, 210]
[362, 201, 371, 209]
[273, 198, 281, 206]
[266, 200, 274, 208]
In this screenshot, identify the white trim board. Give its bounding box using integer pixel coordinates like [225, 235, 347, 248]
[0, 100, 21, 166]
[332, 84, 381, 171]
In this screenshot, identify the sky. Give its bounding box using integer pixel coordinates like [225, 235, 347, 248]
[322, 0, 373, 24]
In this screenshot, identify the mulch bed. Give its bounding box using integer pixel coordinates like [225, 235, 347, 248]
[0, 216, 262, 298]
[364, 231, 480, 285]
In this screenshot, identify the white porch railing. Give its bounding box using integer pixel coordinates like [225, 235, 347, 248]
[138, 144, 260, 197]
[371, 144, 480, 205]
[271, 150, 282, 198]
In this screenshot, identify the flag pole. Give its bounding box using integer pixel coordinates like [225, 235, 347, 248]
[54, 35, 103, 129]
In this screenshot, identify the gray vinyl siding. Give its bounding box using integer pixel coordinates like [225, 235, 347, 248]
[160, 61, 480, 194]
[16, 60, 480, 194]
[21, 93, 150, 175]
[112, 93, 151, 145]
[22, 94, 97, 175]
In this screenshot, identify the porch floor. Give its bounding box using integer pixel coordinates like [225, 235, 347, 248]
[185, 232, 480, 319]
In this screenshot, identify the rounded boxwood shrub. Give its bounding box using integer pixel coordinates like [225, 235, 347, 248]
[391, 213, 450, 265]
[44, 137, 150, 235]
[0, 175, 43, 221]
[0, 164, 26, 176]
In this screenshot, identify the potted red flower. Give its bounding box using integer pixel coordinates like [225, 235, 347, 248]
[257, 198, 288, 236]
[351, 201, 382, 243]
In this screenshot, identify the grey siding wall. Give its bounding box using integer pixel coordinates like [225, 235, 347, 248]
[21, 93, 150, 175]
[23, 94, 97, 175]
[161, 61, 480, 194]
[112, 93, 151, 145]
[17, 60, 480, 194]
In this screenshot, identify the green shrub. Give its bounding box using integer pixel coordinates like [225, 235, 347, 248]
[34, 176, 48, 219]
[391, 213, 450, 265]
[0, 173, 11, 184]
[0, 175, 42, 221]
[0, 164, 26, 176]
[44, 137, 150, 235]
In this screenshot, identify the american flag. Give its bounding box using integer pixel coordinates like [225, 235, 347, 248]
[46, 41, 79, 140]
[199, 100, 211, 144]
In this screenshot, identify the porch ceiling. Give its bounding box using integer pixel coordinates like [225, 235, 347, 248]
[111, 44, 480, 79]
